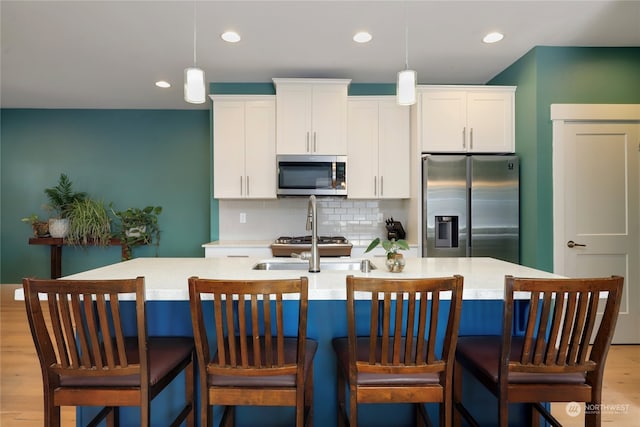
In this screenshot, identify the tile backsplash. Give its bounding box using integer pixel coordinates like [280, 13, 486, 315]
[218, 197, 410, 241]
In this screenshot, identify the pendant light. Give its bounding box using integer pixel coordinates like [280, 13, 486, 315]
[184, 1, 205, 104]
[397, 1, 416, 106]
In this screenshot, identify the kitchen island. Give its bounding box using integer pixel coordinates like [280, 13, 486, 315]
[17, 257, 562, 426]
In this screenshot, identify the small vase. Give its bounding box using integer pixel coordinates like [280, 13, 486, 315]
[48, 218, 69, 238]
[385, 253, 405, 273]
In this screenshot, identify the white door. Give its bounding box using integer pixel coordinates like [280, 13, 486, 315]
[552, 104, 640, 343]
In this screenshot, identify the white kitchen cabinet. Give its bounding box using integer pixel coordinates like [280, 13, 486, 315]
[212, 95, 276, 199]
[273, 78, 351, 155]
[419, 85, 515, 153]
[203, 241, 272, 258]
[347, 97, 410, 199]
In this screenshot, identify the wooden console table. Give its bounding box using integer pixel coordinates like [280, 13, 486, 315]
[28, 237, 126, 279]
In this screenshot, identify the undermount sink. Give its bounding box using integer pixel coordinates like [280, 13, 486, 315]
[252, 259, 376, 271]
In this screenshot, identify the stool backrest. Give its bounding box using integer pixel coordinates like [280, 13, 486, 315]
[501, 275, 624, 383]
[23, 277, 147, 383]
[188, 277, 309, 378]
[346, 275, 464, 375]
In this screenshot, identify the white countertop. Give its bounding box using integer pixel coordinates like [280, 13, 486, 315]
[201, 240, 419, 248]
[15, 257, 562, 301]
[201, 240, 273, 248]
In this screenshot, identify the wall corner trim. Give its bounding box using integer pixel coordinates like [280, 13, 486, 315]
[550, 104, 640, 121]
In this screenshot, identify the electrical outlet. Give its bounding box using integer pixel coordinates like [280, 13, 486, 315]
[239, 212, 246, 224]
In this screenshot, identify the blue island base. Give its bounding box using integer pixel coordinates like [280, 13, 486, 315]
[79, 299, 543, 426]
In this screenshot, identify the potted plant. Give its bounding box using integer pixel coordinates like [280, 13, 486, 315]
[21, 214, 50, 237]
[44, 173, 87, 238]
[365, 237, 410, 272]
[65, 198, 112, 247]
[111, 205, 162, 260]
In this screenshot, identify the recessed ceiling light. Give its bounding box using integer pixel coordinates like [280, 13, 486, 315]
[155, 81, 171, 88]
[353, 31, 372, 43]
[483, 32, 504, 44]
[221, 31, 241, 43]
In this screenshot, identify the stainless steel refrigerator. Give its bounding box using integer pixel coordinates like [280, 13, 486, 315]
[422, 154, 519, 263]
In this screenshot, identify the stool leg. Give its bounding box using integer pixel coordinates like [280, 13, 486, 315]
[453, 360, 463, 427]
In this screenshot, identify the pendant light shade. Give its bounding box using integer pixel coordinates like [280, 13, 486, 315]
[184, 1, 206, 104]
[397, 69, 416, 106]
[184, 67, 205, 104]
[397, 1, 416, 106]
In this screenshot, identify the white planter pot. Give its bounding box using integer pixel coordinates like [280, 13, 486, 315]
[125, 226, 146, 238]
[48, 218, 69, 238]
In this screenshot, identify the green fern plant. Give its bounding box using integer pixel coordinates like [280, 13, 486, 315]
[44, 173, 87, 218]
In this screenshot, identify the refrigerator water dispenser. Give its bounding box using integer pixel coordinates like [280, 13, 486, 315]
[435, 216, 458, 248]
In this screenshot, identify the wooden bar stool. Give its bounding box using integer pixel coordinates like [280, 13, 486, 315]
[188, 276, 317, 427]
[22, 276, 195, 427]
[453, 275, 624, 427]
[332, 274, 464, 427]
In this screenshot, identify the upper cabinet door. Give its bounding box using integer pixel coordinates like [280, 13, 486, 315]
[273, 83, 313, 155]
[213, 100, 246, 199]
[311, 84, 349, 154]
[244, 100, 276, 198]
[274, 78, 350, 155]
[347, 97, 410, 199]
[377, 100, 410, 198]
[419, 86, 516, 153]
[420, 90, 467, 152]
[212, 95, 276, 199]
[466, 90, 514, 153]
[347, 99, 378, 198]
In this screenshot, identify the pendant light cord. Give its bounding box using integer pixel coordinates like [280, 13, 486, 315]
[192, 0, 197, 66]
[404, 0, 409, 70]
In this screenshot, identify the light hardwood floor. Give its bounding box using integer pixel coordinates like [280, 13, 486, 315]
[2, 284, 638, 426]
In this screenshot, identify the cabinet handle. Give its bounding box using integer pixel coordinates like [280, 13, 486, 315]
[246, 176, 250, 196]
[306, 132, 310, 152]
[470, 128, 473, 150]
[240, 176, 243, 196]
[462, 127, 466, 149]
[313, 132, 317, 152]
[380, 176, 384, 197]
[374, 176, 377, 196]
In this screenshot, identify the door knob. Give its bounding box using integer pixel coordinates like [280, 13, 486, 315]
[567, 240, 586, 248]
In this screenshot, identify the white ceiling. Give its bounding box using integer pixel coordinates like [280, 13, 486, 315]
[1, 0, 639, 110]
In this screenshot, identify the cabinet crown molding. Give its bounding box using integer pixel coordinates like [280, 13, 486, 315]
[272, 78, 352, 87]
[210, 94, 275, 101]
[417, 84, 516, 92]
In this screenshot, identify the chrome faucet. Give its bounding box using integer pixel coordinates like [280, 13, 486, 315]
[306, 195, 320, 272]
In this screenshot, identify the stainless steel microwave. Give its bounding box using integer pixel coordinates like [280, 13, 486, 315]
[277, 155, 347, 196]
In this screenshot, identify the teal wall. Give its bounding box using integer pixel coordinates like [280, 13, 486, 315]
[3, 49, 638, 282]
[490, 46, 640, 271]
[1, 109, 211, 283]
